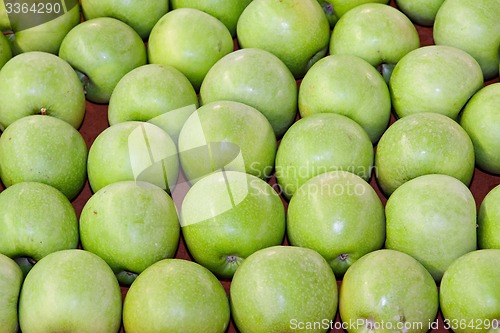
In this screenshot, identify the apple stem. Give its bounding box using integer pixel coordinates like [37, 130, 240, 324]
[40, 107, 47, 115]
[3, 30, 14, 36]
[338, 253, 348, 261]
[322, 2, 335, 16]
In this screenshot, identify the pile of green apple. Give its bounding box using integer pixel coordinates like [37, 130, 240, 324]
[1, 0, 500, 332]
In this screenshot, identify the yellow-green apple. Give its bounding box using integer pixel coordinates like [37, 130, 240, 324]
[59, 17, 147, 103]
[394, 0, 445, 26]
[181, 170, 285, 279]
[108, 64, 199, 144]
[440, 249, 500, 333]
[460, 83, 500, 174]
[0, 115, 87, 200]
[390, 45, 483, 119]
[178, 101, 277, 184]
[237, 0, 330, 78]
[339, 249, 438, 333]
[170, 0, 252, 37]
[0, 0, 80, 55]
[200, 48, 297, 138]
[299, 54, 391, 143]
[478, 185, 500, 249]
[316, 0, 389, 28]
[18, 249, 122, 333]
[0, 182, 79, 276]
[287, 170, 385, 277]
[230, 246, 338, 333]
[0, 31, 11, 69]
[385, 174, 477, 281]
[329, 3, 420, 82]
[80, 0, 169, 39]
[123, 259, 230, 333]
[275, 113, 373, 200]
[0, 253, 23, 333]
[79, 181, 180, 285]
[87, 121, 179, 193]
[375, 112, 475, 196]
[433, 0, 500, 80]
[0, 51, 85, 131]
[148, 8, 233, 91]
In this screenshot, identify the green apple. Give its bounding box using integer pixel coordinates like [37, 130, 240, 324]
[433, 0, 500, 80]
[394, 0, 445, 26]
[329, 3, 420, 82]
[237, 0, 330, 78]
[478, 185, 500, 249]
[80, 0, 169, 39]
[123, 259, 230, 333]
[339, 249, 439, 333]
[316, 0, 389, 28]
[385, 174, 477, 281]
[374, 112, 475, 196]
[59, 17, 147, 103]
[148, 8, 233, 91]
[0, 0, 80, 55]
[0, 115, 87, 200]
[0, 182, 79, 276]
[181, 170, 285, 279]
[18, 249, 122, 333]
[0, 51, 85, 131]
[170, 0, 252, 37]
[390, 45, 483, 119]
[275, 113, 373, 200]
[80, 181, 180, 285]
[440, 249, 500, 333]
[87, 121, 179, 193]
[298, 54, 391, 143]
[230, 246, 338, 333]
[178, 101, 277, 184]
[287, 170, 385, 277]
[459, 83, 500, 174]
[0, 31, 11, 69]
[200, 48, 298, 138]
[0, 253, 23, 333]
[108, 64, 199, 144]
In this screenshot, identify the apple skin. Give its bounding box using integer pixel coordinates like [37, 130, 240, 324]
[0, 182, 79, 276]
[459, 83, 500, 174]
[148, 8, 233, 91]
[123, 258, 230, 333]
[433, 0, 500, 80]
[394, 0, 445, 26]
[0, 1, 80, 55]
[237, 0, 330, 79]
[87, 121, 179, 194]
[316, 0, 389, 28]
[200, 48, 298, 138]
[0, 115, 88, 200]
[170, 0, 252, 37]
[275, 113, 374, 200]
[389, 45, 483, 120]
[0, 51, 85, 131]
[329, 3, 420, 82]
[0, 31, 11, 69]
[385, 174, 477, 281]
[80, 0, 169, 39]
[478, 185, 500, 249]
[108, 64, 199, 144]
[18, 249, 122, 333]
[178, 101, 277, 184]
[79, 181, 180, 285]
[0, 253, 23, 333]
[181, 170, 285, 279]
[374, 112, 475, 196]
[59, 17, 147, 104]
[230, 245, 338, 333]
[287, 170, 385, 277]
[440, 249, 500, 333]
[298, 54, 391, 143]
[339, 249, 439, 333]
